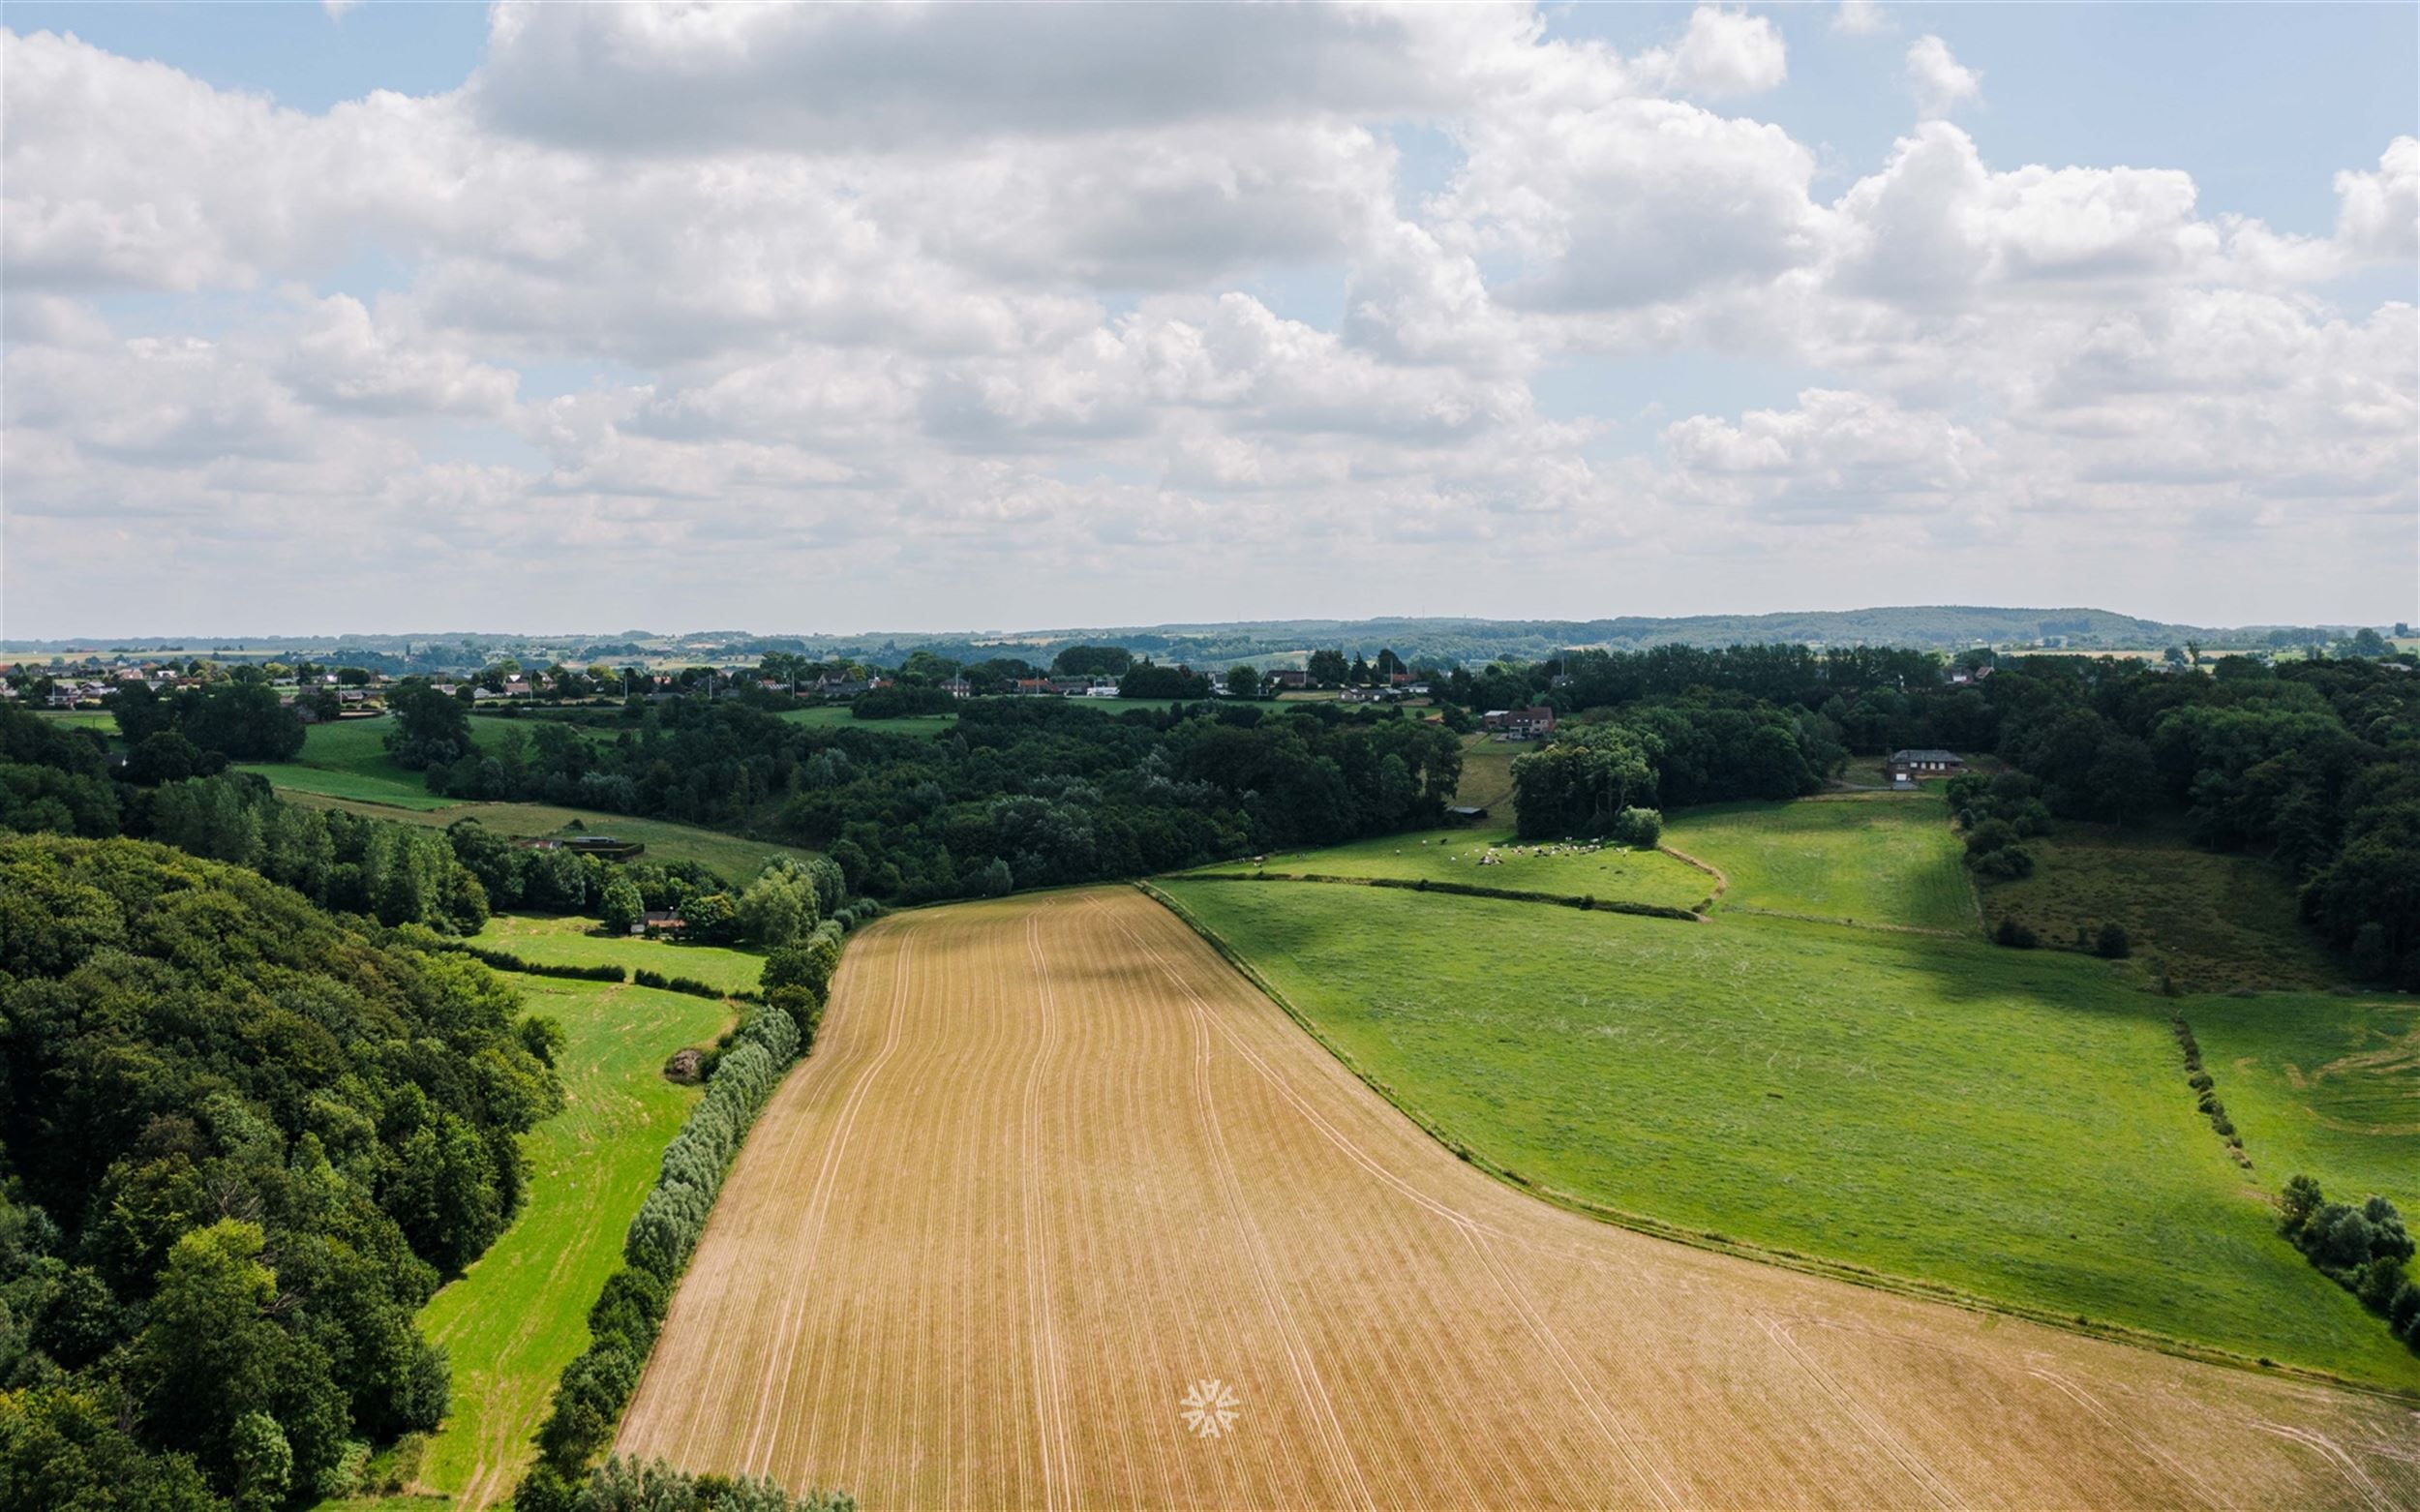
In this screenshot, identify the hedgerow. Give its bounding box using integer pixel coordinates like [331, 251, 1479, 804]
[513, 936, 844, 1512]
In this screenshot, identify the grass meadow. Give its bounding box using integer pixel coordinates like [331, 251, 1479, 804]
[777, 705, 959, 736]
[1661, 794, 1979, 933]
[1188, 828, 1711, 912]
[1156, 879, 2420, 1390]
[235, 716, 460, 808]
[377, 973, 733, 1506]
[473, 911, 770, 994]
[1979, 821, 2342, 991]
[31, 710, 120, 733]
[273, 791, 822, 883]
[1451, 734, 1520, 813]
[2191, 991, 2420, 1217]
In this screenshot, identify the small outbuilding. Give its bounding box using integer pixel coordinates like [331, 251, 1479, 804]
[1887, 748, 1965, 782]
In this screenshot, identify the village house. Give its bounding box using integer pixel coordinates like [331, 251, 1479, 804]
[941, 676, 974, 698]
[1267, 669, 1310, 690]
[1483, 707, 1557, 739]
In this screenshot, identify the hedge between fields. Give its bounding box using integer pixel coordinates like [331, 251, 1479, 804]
[511, 919, 851, 1512]
[1180, 868, 1705, 921]
[440, 941, 763, 1003]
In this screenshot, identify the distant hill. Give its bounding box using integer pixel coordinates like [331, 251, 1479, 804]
[5, 606, 2368, 673]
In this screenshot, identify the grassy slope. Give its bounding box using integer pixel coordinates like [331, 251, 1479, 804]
[407, 975, 733, 1505]
[1451, 733, 1519, 813]
[1662, 795, 1979, 933]
[280, 794, 820, 883]
[1190, 828, 1710, 912]
[1979, 821, 2341, 991]
[235, 716, 459, 809]
[2191, 992, 2420, 1216]
[1157, 880, 2420, 1390]
[473, 912, 769, 995]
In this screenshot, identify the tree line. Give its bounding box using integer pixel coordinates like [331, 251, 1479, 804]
[378, 692, 1464, 905]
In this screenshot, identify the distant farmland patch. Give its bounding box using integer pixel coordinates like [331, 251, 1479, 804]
[273, 791, 820, 883]
[235, 714, 459, 808]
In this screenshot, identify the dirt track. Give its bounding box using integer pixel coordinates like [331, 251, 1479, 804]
[617, 888, 2420, 1509]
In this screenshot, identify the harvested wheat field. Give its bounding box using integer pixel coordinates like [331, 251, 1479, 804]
[617, 888, 2420, 1510]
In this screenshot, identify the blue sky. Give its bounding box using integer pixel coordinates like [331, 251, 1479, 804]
[2, 3, 2413, 635]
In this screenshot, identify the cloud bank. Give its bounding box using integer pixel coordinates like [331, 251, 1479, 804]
[2, 3, 2412, 633]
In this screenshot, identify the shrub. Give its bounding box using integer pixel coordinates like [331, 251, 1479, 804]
[1970, 844, 2035, 880]
[2094, 922, 2130, 958]
[1993, 917, 2038, 949]
[1610, 806, 1662, 849]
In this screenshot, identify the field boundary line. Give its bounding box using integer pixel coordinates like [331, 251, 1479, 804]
[1134, 881, 2420, 1406]
[1655, 841, 1728, 912]
[1171, 869, 1708, 922]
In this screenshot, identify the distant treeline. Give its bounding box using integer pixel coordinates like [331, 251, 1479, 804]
[380, 689, 1467, 905]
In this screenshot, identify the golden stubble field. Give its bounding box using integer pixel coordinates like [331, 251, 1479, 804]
[616, 888, 2420, 1510]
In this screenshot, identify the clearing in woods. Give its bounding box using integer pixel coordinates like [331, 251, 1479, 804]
[616, 888, 2417, 1510]
[320, 972, 734, 1511]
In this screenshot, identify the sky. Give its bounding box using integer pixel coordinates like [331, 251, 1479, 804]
[2, 2, 2414, 638]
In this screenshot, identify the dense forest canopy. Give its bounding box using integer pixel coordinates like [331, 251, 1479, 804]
[0, 836, 563, 1508]
[385, 696, 1465, 903]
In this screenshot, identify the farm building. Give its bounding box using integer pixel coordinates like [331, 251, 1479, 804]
[1887, 748, 1965, 781]
[1444, 804, 1490, 824]
[640, 910, 686, 937]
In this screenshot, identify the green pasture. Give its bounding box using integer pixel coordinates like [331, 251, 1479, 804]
[275, 791, 819, 885]
[1979, 821, 2341, 992]
[778, 705, 959, 736]
[1661, 795, 1978, 933]
[474, 912, 769, 995]
[2191, 992, 2419, 1217]
[1189, 828, 1709, 913]
[1157, 880, 2420, 1390]
[1452, 734, 1519, 813]
[30, 710, 120, 734]
[397, 974, 731, 1504]
[236, 716, 459, 809]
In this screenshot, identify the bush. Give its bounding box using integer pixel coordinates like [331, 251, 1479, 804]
[2094, 922, 2130, 958]
[1610, 806, 1662, 849]
[1970, 844, 2035, 880]
[1993, 917, 2039, 949]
